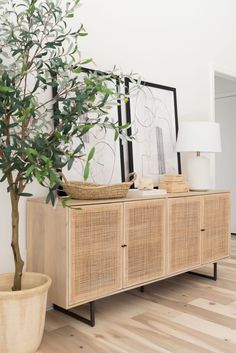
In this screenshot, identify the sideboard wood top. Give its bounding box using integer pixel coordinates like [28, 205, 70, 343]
[27, 190, 230, 207]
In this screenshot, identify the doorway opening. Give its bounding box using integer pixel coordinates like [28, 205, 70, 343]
[214, 72, 236, 235]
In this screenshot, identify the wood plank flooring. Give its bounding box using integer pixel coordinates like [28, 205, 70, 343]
[38, 237, 236, 353]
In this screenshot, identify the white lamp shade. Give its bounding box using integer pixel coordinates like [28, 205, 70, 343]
[176, 121, 222, 153]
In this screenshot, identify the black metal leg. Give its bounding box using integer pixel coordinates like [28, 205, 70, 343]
[213, 262, 217, 281]
[90, 301, 95, 327]
[140, 286, 145, 292]
[53, 301, 95, 327]
[188, 262, 217, 281]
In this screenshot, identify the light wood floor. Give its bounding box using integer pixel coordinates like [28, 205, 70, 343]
[38, 237, 236, 353]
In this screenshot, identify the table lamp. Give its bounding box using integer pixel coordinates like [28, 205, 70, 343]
[176, 121, 221, 190]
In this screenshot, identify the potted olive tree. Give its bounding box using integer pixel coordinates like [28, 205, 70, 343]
[0, 1, 129, 352]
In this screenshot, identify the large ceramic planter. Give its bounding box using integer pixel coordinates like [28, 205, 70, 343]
[0, 272, 52, 353]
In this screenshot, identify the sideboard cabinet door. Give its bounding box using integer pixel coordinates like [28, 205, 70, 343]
[69, 203, 122, 305]
[202, 193, 230, 264]
[124, 199, 166, 287]
[168, 197, 202, 274]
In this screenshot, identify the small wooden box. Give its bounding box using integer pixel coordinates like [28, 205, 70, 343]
[160, 174, 185, 182]
[159, 181, 189, 193]
[159, 174, 189, 193]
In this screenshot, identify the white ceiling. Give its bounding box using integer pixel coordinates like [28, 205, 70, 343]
[215, 76, 236, 95]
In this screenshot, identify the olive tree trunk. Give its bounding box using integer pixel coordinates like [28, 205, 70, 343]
[10, 194, 24, 291]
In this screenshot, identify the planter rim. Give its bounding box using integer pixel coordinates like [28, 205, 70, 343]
[0, 272, 52, 299]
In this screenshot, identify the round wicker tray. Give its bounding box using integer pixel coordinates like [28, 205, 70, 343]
[60, 172, 137, 200]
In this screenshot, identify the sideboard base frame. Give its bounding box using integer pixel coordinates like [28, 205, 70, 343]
[53, 302, 95, 327]
[188, 262, 217, 281]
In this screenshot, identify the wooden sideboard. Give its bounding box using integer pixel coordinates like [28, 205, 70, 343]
[26, 190, 231, 311]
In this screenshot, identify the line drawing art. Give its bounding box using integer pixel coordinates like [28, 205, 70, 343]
[126, 79, 181, 188]
[54, 69, 125, 184]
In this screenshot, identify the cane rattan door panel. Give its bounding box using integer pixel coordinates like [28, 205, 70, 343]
[168, 197, 202, 274]
[69, 203, 122, 305]
[202, 193, 230, 263]
[124, 199, 165, 287]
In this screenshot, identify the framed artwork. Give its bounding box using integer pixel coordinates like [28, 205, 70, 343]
[53, 68, 125, 185]
[125, 78, 181, 188]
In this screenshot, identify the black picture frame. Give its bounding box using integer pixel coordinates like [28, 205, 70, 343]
[125, 78, 181, 188]
[53, 68, 126, 192]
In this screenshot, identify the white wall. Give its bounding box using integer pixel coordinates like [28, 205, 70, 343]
[215, 95, 236, 233]
[79, 0, 236, 120]
[2, 0, 236, 273]
[0, 181, 46, 273]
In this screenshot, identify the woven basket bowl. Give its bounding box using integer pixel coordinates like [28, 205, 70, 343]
[60, 172, 137, 200]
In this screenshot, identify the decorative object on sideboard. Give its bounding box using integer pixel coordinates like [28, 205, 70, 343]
[128, 188, 167, 197]
[138, 177, 154, 190]
[125, 78, 181, 188]
[60, 172, 137, 200]
[176, 121, 222, 190]
[133, 176, 167, 196]
[158, 174, 189, 192]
